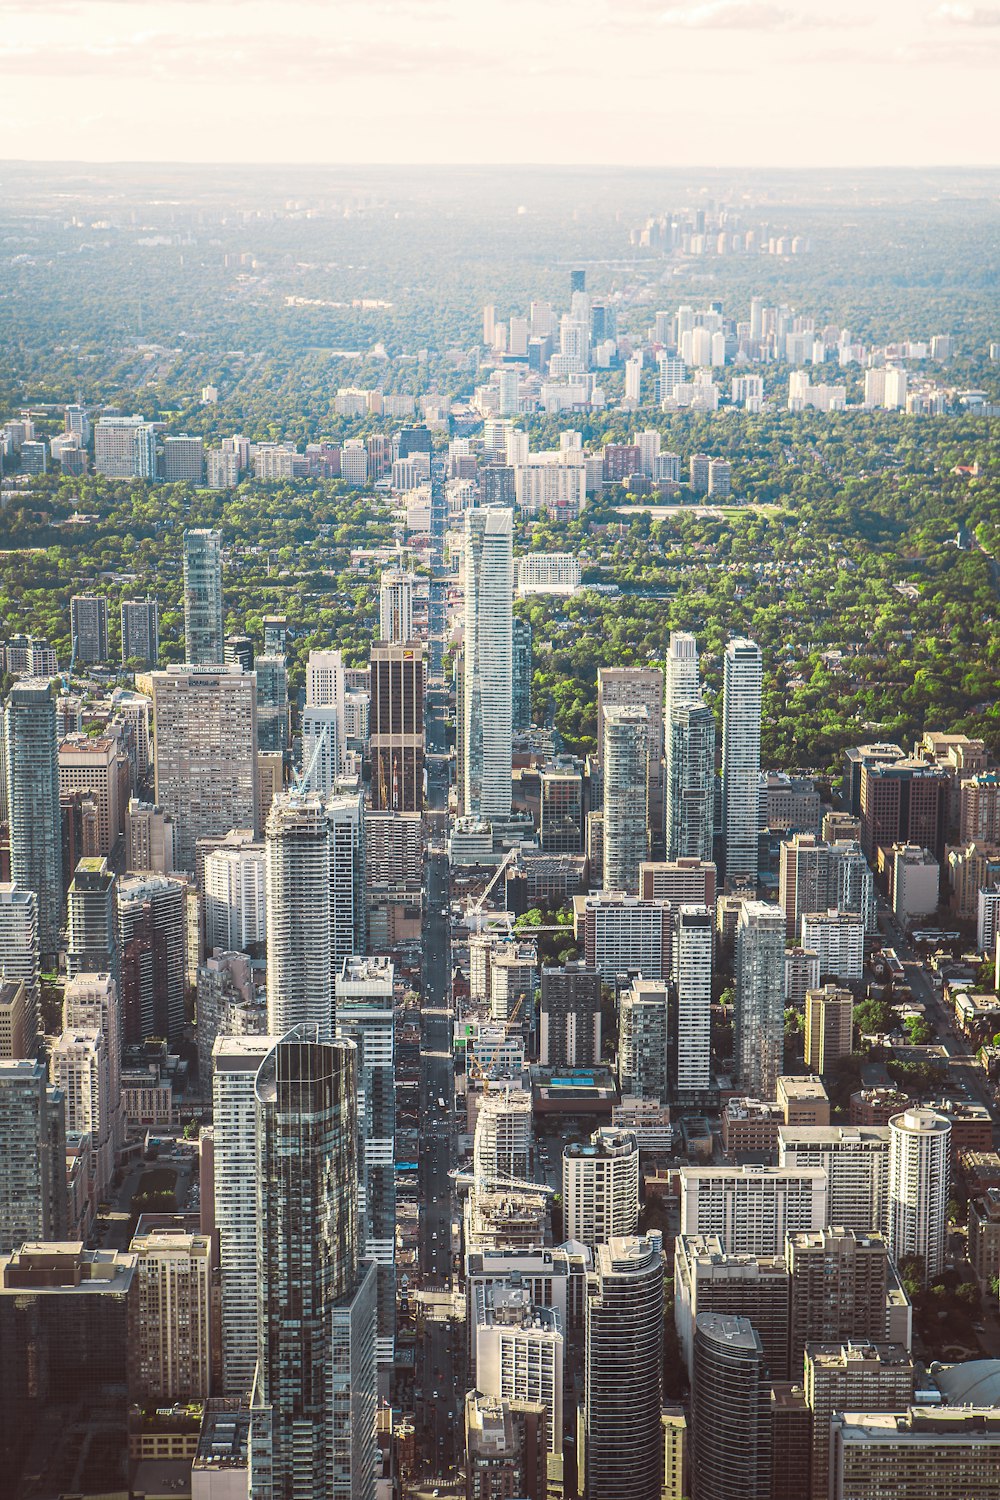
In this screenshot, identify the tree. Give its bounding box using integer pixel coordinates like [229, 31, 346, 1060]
[904, 1014, 934, 1045]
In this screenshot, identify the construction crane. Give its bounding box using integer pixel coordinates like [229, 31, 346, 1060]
[466, 994, 525, 1092]
[464, 848, 517, 931]
[59, 633, 78, 697]
[449, 1165, 555, 1198]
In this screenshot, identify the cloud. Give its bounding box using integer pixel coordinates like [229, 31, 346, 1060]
[652, 0, 807, 26]
[932, 2, 1000, 21]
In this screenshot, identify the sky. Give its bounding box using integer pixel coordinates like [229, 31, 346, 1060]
[0, 0, 998, 167]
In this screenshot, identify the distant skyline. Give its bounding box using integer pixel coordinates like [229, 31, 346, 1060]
[0, 0, 998, 166]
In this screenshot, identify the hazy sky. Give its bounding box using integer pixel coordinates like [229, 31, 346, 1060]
[0, 0, 998, 166]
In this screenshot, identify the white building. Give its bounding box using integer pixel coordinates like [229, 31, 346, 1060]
[203, 836, 266, 953]
[516, 554, 582, 596]
[379, 568, 415, 644]
[62, 972, 123, 1156]
[563, 1127, 640, 1253]
[50, 1026, 112, 1204]
[513, 463, 587, 518]
[721, 637, 762, 885]
[474, 1286, 564, 1455]
[778, 1125, 890, 1234]
[602, 706, 649, 896]
[735, 901, 786, 1102]
[888, 1108, 951, 1285]
[300, 706, 341, 795]
[265, 794, 334, 1036]
[474, 1086, 533, 1186]
[674, 904, 713, 1095]
[462, 508, 514, 822]
[677, 1165, 828, 1255]
[94, 415, 157, 479]
[800, 908, 865, 982]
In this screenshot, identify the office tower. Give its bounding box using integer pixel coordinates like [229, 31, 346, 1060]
[58, 732, 128, 858]
[328, 786, 367, 962]
[464, 1390, 547, 1500]
[126, 798, 176, 874]
[203, 833, 266, 953]
[678, 1165, 828, 1255]
[117, 873, 186, 1044]
[50, 1025, 112, 1203]
[787, 1228, 889, 1377]
[152, 665, 259, 871]
[253, 1030, 377, 1500]
[463, 508, 514, 821]
[562, 1126, 639, 1252]
[538, 961, 600, 1068]
[778, 832, 831, 939]
[692, 1314, 771, 1500]
[212, 1035, 275, 1395]
[800, 909, 864, 982]
[474, 1086, 533, 1185]
[573, 891, 672, 980]
[888, 1108, 950, 1284]
[263, 614, 288, 657]
[805, 983, 854, 1074]
[602, 706, 650, 893]
[618, 976, 669, 1100]
[255, 654, 288, 755]
[831, 1406, 1000, 1499]
[673, 903, 713, 1097]
[225, 633, 255, 673]
[95, 413, 157, 477]
[5, 679, 63, 956]
[539, 765, 583, 853]
[512, 616, 532, 734]
[378, 567, 415, 644]
[131, 1218, 213, 1400]
[121, 596, 159, 667]
[778, 1125, 889, 1233]
[474, 1286, 564, 1457]
[598, 666, 665, 854]
[369, 642, 425, 811]
[161, 433, 204, 480]
[0, 980, 29, 1059]
[265, 794, 333, 1036]
[335, 955, 396, 1370]
[0, 1059, 67, 1251]
[183, 528, 224, 666]
[639, 857, 716, 907]
[674, 1234, 790, 1381]
[584, 1236, 664, 1500]
[70, 593, 109, 663]
[0, 1242, 137, 1494]
[0, 883, 39, 1041]
[805, 1342, 914, 1500]
[666, 701, 716, 862]
[721, 637, 763, 885]
[66, 855, 118, 982]
[859, 758, 948, 864]
[735, 900, 785, 1100]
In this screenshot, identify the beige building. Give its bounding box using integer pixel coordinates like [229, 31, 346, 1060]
[125, 798, 176, 874]
[805, 1341, 914, 1500]
[832, 1407, 1000, 1500]
[59, 733, 129, 857]
[804, 984, 854, 1075]
[777, 1074, 831, 1126]
[131, 1216, 213, 1401]
[0, 977, 29, 1058]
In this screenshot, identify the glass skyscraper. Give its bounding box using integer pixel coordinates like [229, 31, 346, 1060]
[5, 679, 62, 956]
[183, 527, 224, 666]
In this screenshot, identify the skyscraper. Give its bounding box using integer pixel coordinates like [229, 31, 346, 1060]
[692, 1314, 772, 1500]
[70, 594, 109, 663]
[117, 873, 186, 1044]
[328, 786, 367, 963]
[462, 507, 513, 822]
[94, 414, 157, 478]
[562, 1127, 639, 1252]
[618, 977, 669, 1101]
[253, 1029, 377, 1500]
[255, 654, 288, 755]
[63, 971, 124, 1160]
[0, 1059, 67, 1253]
[50, 1026, 112, 1203]
[265, 794, 334, 1037]
[0, 884, 40, 1043]
[512, 616, 533, 733]
[300, 706, 341, 795]
[666, 701, 716, 862]
[369, 642, 424, 811]
[888, 1108, 951, 1284]
[598, 666, 665, 856]
[735, 900, 785, 1100]
[673, 903, 713, 1097]
[121, 597, 160, 667]
[378, 567, 415, 643]
[131, 1218, 213, 1401]
[182, 528, 224, 666]
[721, 637, 763, 885]
[5, 680, 63, 956]
[66, 856, 119, 987]
[538, 961, 601, 1068]
[585, 1235, 664, 1500]
[152, 665, 259, 872]
[804, 983, 854, 1075]
[602, 705, 650, 894]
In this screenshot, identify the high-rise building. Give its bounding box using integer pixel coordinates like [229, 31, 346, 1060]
[800, 908, 865, 982]
[474, 1286, 564, 1457]
[378, 568, 415, 644]
[125, 798, 176, 874]
[66, 856, 119, 985]
[225, 633, 255, 673]
[673, 903, 713, 1097]
[831, 1406, 1000, 1499]
[804, 983, 854, 1074]
[0, 979, 29, 1060]
[464, 1390, 547, 1500]
[117, 873, 186, 1044]
[0, 1059, 67, 1252]
[778, 1125, 889, 1234]
[196, 950, 265, 1087]
[721, 637, 763, 885]
[674, 1234, 790, 1381]
[152, 666, 258, 872]
[253, 1029, 377, 1500]
[512, 616, 532, 733]
[805, 1342, 914, 1500]
[63, 971, 123, 1153]
[300, 706, 341, 796]
[131, 1217, 213, 1400]
[618, 977, 669, 1100]
[5, 680, 63, 955]
[735, 900, 785, 1100]
[572, 891, 673, 980]
[859, 758, 948, 865]
[666, 701, 716, 863]
[121, 597, 159, 667]
[58, 732, 128, 859]
[562, 1127, 639, 1252]
[598, 666, 665, 856]
[212, 1034, 276, 1396]
[162, 434, 205, 481]
[584, 1235, 664, 1500]
[50, 1025, 112, 1203]
[328, 786, 367, 963]
[95, 414, 157, 478]
[70, 594, 109, 663]
[888, 1108, 951, 1284]
[639, 857, 716, 907]
[203, 832, 266, 953]
[335, 955, 396, 1370]
[677, 1165, 828, 1255]
[692, 1314, 771, 1500]
[602, 706, 650, 894]
[0, 883, 40, 1042]
[538, 961, 601, 1068]
[255, 654, 288, 756]
[539, 765, 583, 853]
[462, 508, 513, 821]
[265, 794, 334, 1037]
[182, 528, 224, 667]
[369, 642, 425, 811]
[474, 1086, 533, 1185]
[786, 1228, 890, 1377]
